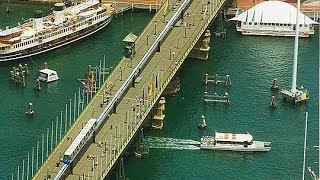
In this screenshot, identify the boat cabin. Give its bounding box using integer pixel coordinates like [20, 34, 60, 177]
[38, 68, 59, 82]
[215, 132, 253, 145]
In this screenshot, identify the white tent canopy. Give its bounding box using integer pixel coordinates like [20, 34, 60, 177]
[230, 1, 318, 25]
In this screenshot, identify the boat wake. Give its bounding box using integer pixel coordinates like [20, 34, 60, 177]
[143, 136, 200, 150]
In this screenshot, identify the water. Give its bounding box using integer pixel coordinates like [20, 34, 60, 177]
[125, 23, 319, 179]
[0, 3, 153, 178]
[0, 2, 319, 180]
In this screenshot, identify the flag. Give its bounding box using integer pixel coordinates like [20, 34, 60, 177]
[151, 80, 155, 93]
[148, 85, 151, 97]
[142, 88, 145, 105]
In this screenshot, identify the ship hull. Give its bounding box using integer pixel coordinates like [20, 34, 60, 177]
[200, 141, 271, 152]
[0, 15, 113, 62]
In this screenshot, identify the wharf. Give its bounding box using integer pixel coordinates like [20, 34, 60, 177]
[34, 0, 227, 179]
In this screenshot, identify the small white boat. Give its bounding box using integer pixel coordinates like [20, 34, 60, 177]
[37, 68, 59, 82]
[198, 115, 206, 129]
[200, 131, 271, 152]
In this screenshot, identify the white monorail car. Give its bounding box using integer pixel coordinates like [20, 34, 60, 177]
[62, 118, 97, 164]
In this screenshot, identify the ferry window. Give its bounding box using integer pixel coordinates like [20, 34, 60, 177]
[299, 24, 302, 27]
[271, 23, 275, 26]
[263, 23, 267, 25]
[254, 22, 257, 25]
[243, 22, 246, 25]
[284, 24, 287, 26]
[259, 23, 263, 25]
[279, 24, 283, 26]
[305, 24, 308, 27]
[249, 22, 252, 25]
[268, 23, 271, 25]
[276, 23, 279, 26]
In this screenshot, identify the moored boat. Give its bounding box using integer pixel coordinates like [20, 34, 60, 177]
[200, 131, 271, 152]
[0, 0, 114, 62]
[38, 68, 59, 82]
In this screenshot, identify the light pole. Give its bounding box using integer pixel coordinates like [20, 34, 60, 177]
[120, 66, 123, 81]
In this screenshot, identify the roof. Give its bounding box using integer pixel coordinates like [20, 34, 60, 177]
[65, 118, 96, 156]
[0, 27, 22, 36]
[230, 1, 318, 24]
[39, 68, 57, 75]
[215, 132, 253, 143]
[123, 32, 137, 43]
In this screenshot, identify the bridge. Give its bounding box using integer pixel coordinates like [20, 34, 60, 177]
[33, 0, 227, 179]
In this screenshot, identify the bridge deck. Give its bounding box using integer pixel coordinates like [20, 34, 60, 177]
[34, 0, 226, 179]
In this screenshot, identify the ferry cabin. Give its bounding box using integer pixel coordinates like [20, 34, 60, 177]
[0, 1, 114, 61]
[214, 132, 253, 146]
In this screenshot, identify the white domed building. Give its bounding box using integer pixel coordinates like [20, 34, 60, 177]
[230, 1, 318, 37]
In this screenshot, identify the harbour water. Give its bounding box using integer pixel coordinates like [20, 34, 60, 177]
[125, 23, 319, 179]
[0, 2, 319, 180]
[0, 3, 153, 178]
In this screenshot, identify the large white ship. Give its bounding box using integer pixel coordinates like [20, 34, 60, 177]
[200, 131, 271, 152]
[0, 0, 114, 62]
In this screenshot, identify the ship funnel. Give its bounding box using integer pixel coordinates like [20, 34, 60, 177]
[53, 3, 65, 25]
[33, 10, 44, 30]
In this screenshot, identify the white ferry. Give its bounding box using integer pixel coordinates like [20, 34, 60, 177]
[0, 0, 114, 62]
[200, 132, 271, 152]
[229, 1, 318, 37]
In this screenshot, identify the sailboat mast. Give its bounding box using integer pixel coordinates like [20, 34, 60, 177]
[303, 112, 308, 180]
[318, 12, 320, 178]
[291, 0, 300, 92]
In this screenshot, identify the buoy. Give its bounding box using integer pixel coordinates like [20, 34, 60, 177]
[198, 115, 207, 129]
[26, 103, 34, 116]
[269, 96, 276, 108]
[271, 79, 279, 91]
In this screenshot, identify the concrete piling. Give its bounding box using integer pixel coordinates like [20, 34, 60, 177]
[271, 79, 279, 91]
[270, 96, 276, 108]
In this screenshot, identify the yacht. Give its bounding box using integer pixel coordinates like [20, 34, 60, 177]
[200, 131, 271, 152]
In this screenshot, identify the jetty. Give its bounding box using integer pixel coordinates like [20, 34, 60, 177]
[33, 0, 228, 179]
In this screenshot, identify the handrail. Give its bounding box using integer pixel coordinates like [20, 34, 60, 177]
[96, 0, 191, 127]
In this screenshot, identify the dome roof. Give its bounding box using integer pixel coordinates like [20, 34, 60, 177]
[230, 1, 318, 24]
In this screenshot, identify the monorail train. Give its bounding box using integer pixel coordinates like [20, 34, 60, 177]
[54, 118, 97, 179]
[53, 0, 192, 178]
[63, 118, 97, 164]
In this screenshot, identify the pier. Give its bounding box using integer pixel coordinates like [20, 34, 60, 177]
[33, 0, 227, 179]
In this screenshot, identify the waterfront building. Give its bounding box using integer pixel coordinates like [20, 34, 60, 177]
[230, 1, 318, 37]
